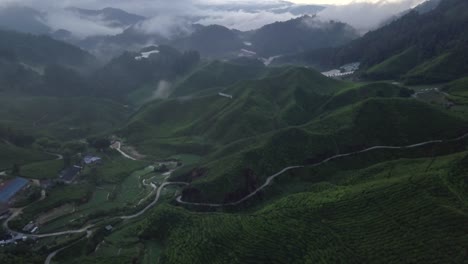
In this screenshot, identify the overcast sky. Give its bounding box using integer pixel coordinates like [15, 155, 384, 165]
[0, 0, 416, 8]
[0, 0, 425, 38]
[292, 0, 407, 4]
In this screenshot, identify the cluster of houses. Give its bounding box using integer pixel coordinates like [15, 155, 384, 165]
[0, 154, 105, 246]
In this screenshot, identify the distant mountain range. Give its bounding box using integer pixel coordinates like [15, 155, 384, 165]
[277, 0, 468, 84]
[0, 1, 423, 61]
[78, 15, 358, 60]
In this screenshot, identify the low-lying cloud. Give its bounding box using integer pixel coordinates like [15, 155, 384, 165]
[195, 10, 296, 31]
[42, 9, 125, 38]
[0, 0, 427, 38]
[135, 16, 194, 39]
[317, 0, 426, 33]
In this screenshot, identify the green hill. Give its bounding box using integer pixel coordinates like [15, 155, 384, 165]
[403, 48, 468, 84]
[250, 16, 358, 57]
[0, 142, 53, 170]
[170, 59, 268, 98]
[178, 98, 467, 203]
[0, 29, 96, 69]
[139, 150, 468, 263]
[0, 95, 130, 140]
[121, 65, 467, 204]
[364, 47, 420, 80]
[279, 0, 468, 84]
[120, 67, 347, 157]
[90, 46, 200, 102]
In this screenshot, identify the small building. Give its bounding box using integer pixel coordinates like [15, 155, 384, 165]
[105, 225, 113, 232]
[59, 166, 82, 184]
[218, 92, 233, 99]
[83, 155, 102, 165]
[22, 222, 35, 232]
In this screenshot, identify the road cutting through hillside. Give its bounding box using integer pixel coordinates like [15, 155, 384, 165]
[3, 132, 467, 246]
[111, 141, 137, 160]
[120, 182, 188, 220]
[3, 179, 186, 241]
[175, 132, 468, 207]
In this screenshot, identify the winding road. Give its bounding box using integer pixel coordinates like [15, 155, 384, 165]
[121, 182, 188, 220]
[3, 132, 467, 261]
[3, 180, 187, 240]
[175, 132, 468, 207]
[44, 231, 92, 264]
[111, 141, 137, 160]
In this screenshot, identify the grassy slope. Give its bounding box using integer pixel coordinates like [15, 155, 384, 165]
[365, 47, 420, 80]
[0, 141, 53, 170]
[442, 77, 468, 104]
[403, 50, 468, 85]
[170, 60, 269, 98]
[142, 151, 468, 264]
[20, 159, 63, 179]
[364, 45, 468, 85]
[0, 95, 130, 140]
[182, 98, 468, 203]
[121, 67, 347, 157]
[122, 66, 467, 202]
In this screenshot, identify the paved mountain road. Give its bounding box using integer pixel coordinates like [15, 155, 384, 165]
[176, 132, 468, 207]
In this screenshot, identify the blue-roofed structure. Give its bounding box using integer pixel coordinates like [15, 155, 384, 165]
[0, 177, 29, 203]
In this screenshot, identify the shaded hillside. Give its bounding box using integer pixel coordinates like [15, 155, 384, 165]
[278, 0, 468, 84]
[90, 46, 200, 101]
[172, 25, 244, 58]
[250, 16, 358, 57]
[0, 95, 130, 140]
[0, 29, 96, 69]
[0, 142, 54, 170]
[170, 59, 268, 98]
[117, 64, 468, 203]
[120, 67, 347, 155]
[142, 151, 468, 263]
[177, 97, 467, 203]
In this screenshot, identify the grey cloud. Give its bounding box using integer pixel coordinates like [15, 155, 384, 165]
[42, 9, 125, 38]
[317, 0, 426, 33]
[0, 0, 427, 38]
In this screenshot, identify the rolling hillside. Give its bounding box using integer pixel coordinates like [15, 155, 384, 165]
[0, 95, 130, 140]
[249, 16, 358, 57]
[120, 67, 347, 156]
[0, 29, 96, 70]
[1, 1, 467, 263]
[278, 0, 468, 84]
[120, 65, 468, 203]
[0, 142, 54, 170]
[141, 150, 468, 263]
